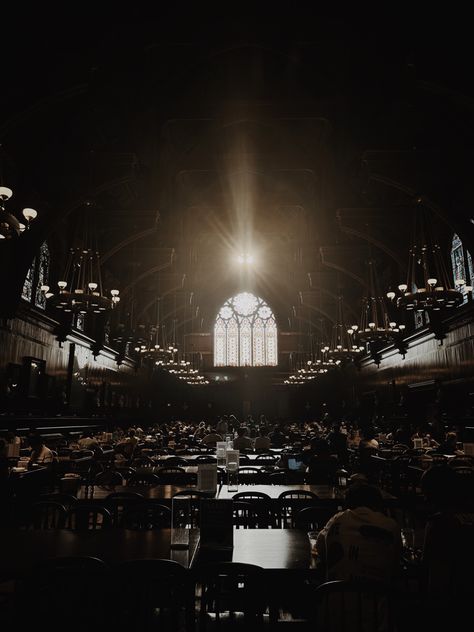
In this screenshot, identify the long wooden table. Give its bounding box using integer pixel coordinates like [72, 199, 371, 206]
[76, 483, 396, 504]
[0, 528, 315, 577]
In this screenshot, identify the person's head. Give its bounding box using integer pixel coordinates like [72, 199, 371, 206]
[360, 426, 376, 441]
[128, 429, 136, 438]
[344, 483, 384, 512]
[259, 427, 268, 437]
[445, 431, 457, 446]
[237, 427, 247, 437]
[29, 434, 43, 450]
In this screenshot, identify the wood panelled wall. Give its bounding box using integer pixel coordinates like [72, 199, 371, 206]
[0, 303, 139, 413]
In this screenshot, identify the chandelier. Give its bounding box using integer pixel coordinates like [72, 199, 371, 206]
[389, 203, 464, 312]
[328, 296, 364, 362]
[354, 260, 404, 344]
[0, 186, 38, 239]
[42, 247, 120, 314]
[135, 298, 178, 367]
[168, 358, 209, 385]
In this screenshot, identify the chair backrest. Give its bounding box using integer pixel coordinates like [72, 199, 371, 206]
[279, 490, 318, 501]
[294, 506, 338, 531]
[30, 557, 110, 625]
[123, 503, 171, 529]
[128, 473, 160, 486]
[105, 491, 144, 526]
[115, 559, 189, 629]
[233, 501, 260, 529]
[198, 562, 265, 624]
[255, 454, 278, 463]
[268, 472, 288, 484]
[314, 580, 395, 632]
[163, 456, 189, 466]
[195, 455, 217, 463]
[94, 469, 124, 487]
[30, 501, 67, 529]
[232, 491, 271, 502]
[39, 493, 77, 508]
[66, 504, 112, 530]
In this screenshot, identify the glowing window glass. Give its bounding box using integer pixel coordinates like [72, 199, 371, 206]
[214, 292, 278, 367]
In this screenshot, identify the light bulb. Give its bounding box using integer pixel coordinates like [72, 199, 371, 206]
[369, 322, 375, 328]
[386, 291, 396, 300]
[88, 282, 98, 291]
[427, 278, 437, 287]
[18, 223, 26, 232]
[455, 279, 465, 287]
[389, 321, 397, 328]
[45, 292, 54, 299]
[398, 284, 408, 292]
[110, 289, 119, 296]
[58, 281, 67, 289]
[41, 285, 49, 293]
[399, 324, 406, 330]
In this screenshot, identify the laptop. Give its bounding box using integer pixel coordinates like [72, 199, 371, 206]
[288, 457, 304, 471]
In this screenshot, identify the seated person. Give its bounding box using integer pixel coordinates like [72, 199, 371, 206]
[327, 423, 348, 463]
[77, 431, 98, 450]
[232, 427, 253, 451]
[316, 483, 401, 583]
[202, 428, 223, 447]
[28, 434, 54, 467]
[254, 427, 271, 451]
[437, 431, 462, 456]
[269, 424, 286, 448]
[305, 438, 338, 484]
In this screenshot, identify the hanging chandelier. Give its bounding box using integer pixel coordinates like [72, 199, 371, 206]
[136, 299, 178, 367]
[389, 203, 464, 312]
[0, 186, 38, 239]
[328, 296, 364, 362]
[42, 247, 120, 314]
[354, 260, 404, 344]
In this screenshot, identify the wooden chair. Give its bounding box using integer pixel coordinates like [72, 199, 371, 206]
[278, 490, 318, 527]
[312, 580, 396, 631]
[198, 562, 265, 630]
[115, 559, 192, 631]
[105, 491, 144, 526]
[294, 505, 338, 531]
[128, 472, 160, 486]
[66, 504, 112, 530]
[237, 467, 261, 484]
[123, 503, 171, 529]
[232, 492, 275, 528]
[29, 501, 67, 529]
[28, 557, 111, 629]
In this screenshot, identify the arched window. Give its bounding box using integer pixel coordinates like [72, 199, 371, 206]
[21, 241, 50, 309]
[451, 234, 473, 302]
[214, 292, 278, 367]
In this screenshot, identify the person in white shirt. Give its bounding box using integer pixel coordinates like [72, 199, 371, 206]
[28, 435, 54, 467]
[316, 483, 401, 583]
[78, 432, 98, 449]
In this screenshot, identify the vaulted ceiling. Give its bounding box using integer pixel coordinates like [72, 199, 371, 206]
[1, 10, 474, 349]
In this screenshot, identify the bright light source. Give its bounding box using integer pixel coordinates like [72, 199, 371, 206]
[236, 252, 255, 265]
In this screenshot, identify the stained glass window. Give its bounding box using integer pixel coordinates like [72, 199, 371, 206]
[214, 292, 278, 367]
[451, 234, 473, 303]
[21, 257, 36, 302]
[35, 242, 50, 309]
[22, 241, 50, 308]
